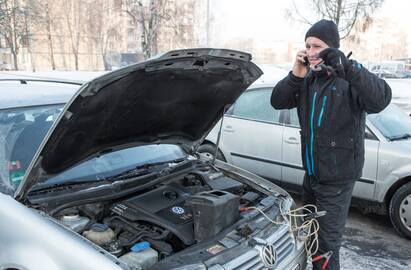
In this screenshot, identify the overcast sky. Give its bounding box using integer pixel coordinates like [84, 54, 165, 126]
[210, 0, 411, 44]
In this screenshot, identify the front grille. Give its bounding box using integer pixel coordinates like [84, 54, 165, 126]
[221, 225, 295, 270]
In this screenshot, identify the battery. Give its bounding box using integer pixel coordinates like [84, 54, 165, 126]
[187, 190, 240, 241]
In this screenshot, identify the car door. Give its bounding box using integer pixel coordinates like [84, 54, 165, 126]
[220, 87, 284, 182]
[281, 109, 305, 188]
[355, 126, 379, 199]
[282, 109, 378, 199]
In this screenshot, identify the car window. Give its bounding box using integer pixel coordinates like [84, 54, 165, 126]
[289, 108, 300, 127]
[231, 88, 281, 124]
[368, 104, 411, 140]
[0, 104, 64, 194]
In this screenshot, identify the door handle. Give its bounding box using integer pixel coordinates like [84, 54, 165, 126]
[223, 125, 235, 133]
[284, 137, 299, 144]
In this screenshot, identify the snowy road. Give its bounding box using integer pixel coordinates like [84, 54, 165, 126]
[340, 208, 411, 270]
[297, 198, 411, 270]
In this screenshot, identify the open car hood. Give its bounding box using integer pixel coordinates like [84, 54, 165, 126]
[15, 48, 262, 200]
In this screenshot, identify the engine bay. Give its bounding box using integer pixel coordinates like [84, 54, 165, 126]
[50, 162, 277, 269]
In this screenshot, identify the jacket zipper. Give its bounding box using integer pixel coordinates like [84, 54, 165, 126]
[317, 96, 327, 127]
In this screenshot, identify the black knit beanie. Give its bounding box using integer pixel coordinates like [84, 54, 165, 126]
[305, 19, 340, 48]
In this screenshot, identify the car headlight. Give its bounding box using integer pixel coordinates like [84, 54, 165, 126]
[171, 263, 207, 270]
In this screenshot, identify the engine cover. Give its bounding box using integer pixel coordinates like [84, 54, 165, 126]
[111, 184, 195, 245]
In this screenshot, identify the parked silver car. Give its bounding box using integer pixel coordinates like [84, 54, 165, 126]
[203, 77, 411, 240]
[0, 49, 307, 270]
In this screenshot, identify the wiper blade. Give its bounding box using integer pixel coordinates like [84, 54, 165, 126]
[106, 167, 154, 181]
[32, 158, 188, 192]
[106, 157, 187, 180]
[32, 179, 101, 192]
[389, 133, 411, 141]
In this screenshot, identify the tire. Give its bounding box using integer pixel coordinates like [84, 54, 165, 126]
[197, 143, 226, 162]
[389, 182, 411, 239]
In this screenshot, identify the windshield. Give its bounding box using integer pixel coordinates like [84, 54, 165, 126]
[0, 104, 63, 194]
[37, 144, 186, 189]
[368, 104, 411, 140]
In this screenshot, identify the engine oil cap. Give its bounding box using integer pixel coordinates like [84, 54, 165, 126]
[131, 241, 150, 252]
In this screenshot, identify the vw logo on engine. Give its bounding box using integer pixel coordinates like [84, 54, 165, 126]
[260, 244, 277, 268]
[171, 206, 185, 215]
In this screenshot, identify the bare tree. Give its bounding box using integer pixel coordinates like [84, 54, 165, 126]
[286, 0, 384, 39]
[125, 0, 172, 59]
[163, 1, 196, 49]
[0, 0, 26, 70]
[87, 0, 122, 70]
[44, 2, 56, 70]
[21, 6, 35, 71]
[27, 0, 57, 70]
[62, 0, 85, 70]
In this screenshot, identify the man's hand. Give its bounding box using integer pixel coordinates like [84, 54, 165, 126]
[292, 50, 309, 78]
[318, 48, 350, 78]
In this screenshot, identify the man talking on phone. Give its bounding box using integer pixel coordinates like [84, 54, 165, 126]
[271, 20, 391, 269]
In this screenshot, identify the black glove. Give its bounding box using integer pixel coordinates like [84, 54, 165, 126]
[318, 48, 350, 78]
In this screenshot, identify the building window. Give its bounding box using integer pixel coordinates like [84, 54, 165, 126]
[21, 35, 29, 47]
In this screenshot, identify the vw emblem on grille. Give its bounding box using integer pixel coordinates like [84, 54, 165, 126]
[171, 206, 185, 214]
[260, 244, 277, 268]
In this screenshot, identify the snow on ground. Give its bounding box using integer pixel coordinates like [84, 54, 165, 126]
[339, 246, 410, 270]
[306, 247, 411, 270]
[296, 197, 411, 270]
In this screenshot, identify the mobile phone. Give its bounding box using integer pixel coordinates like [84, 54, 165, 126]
[303, 56, 309, 66]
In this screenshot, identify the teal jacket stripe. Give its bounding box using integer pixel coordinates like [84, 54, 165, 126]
[317, 96, 327, 127]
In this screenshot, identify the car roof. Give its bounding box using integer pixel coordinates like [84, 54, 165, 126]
[0, 81, 80, 110]
[251, 64, 288, 87]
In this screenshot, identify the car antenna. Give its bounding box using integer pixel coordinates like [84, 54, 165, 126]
[213, 104, 231, 164]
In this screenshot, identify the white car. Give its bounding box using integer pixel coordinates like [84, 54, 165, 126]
[203, 73, 411, 239]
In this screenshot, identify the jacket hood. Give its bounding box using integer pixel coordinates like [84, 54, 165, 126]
[15, 48, 262, 200]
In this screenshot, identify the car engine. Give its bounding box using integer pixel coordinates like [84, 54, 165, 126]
[53, 164, 268, 269]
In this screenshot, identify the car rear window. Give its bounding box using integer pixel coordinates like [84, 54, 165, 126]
[231, 88, 281, 124]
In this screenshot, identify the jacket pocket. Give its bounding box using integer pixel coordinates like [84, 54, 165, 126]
[316, 135, 356, 182]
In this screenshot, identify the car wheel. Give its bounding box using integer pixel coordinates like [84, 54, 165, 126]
[197, 143, 226, 162]
[389, 182, 411, 239]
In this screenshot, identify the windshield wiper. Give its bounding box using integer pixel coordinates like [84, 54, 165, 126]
[31, 158, 188, 192]
[106, 157, 187, 181]
[388, 133, 411, 141]
[31, 179, 103, 192]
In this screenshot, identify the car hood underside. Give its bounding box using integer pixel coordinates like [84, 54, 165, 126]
[15, 48, 263, 200]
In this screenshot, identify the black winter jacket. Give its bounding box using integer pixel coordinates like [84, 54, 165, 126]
[271, 62, 392, 183]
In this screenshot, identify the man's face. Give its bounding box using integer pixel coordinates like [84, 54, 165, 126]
[305, 37, 329, 68]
